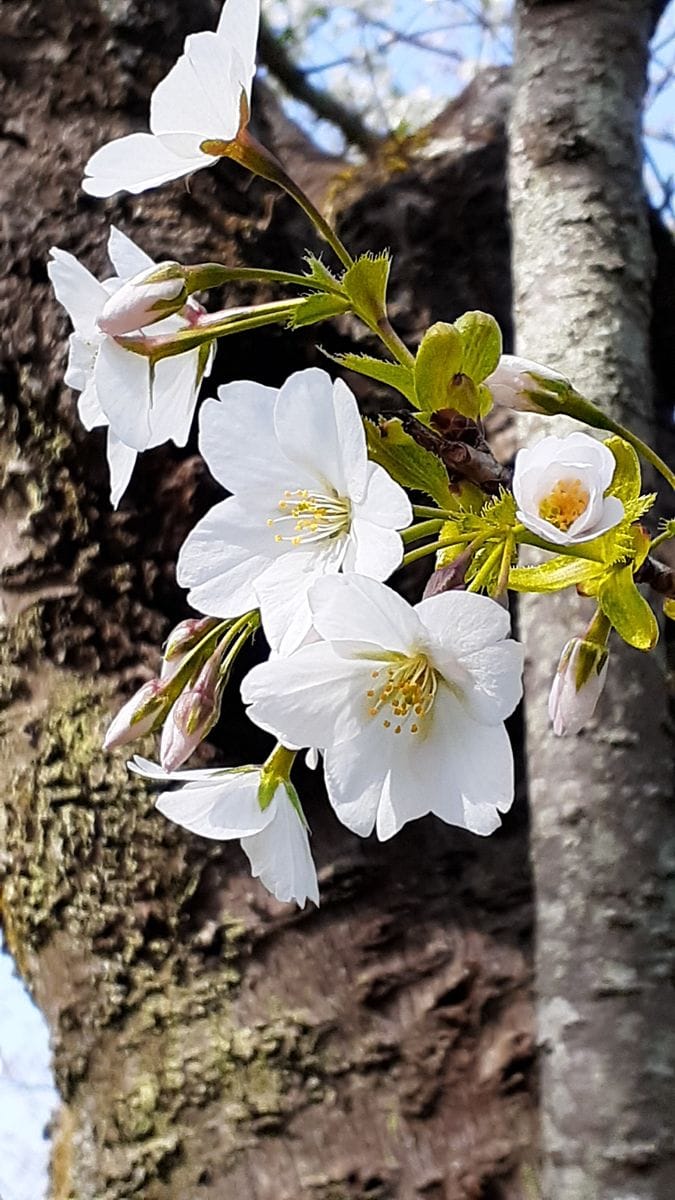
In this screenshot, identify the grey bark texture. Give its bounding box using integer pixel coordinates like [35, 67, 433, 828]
[509, 3, 675, 1198]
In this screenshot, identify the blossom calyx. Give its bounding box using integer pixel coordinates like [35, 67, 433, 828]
[97, 263, 189, 335]
[103, 679, 172, 750]
[548, 636, 609, 736]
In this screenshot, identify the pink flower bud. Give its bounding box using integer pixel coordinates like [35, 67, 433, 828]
[97, 265, 188, 335]
[159, 655, 223, 772]
[484, 354, 569, 413]
[104, 679, 168, 750]
[161, 617, 219, 680]
[548, 637, 609, 737]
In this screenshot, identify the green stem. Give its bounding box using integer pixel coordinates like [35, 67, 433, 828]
[375, 316, 416, 368]
[119, 300, 301, 362]
[402, 539, 448, 566]
[650, 526, 675, 550]
[413, 504, 450, 519]
[551, 389, 675, 495]
[232, 132, 354, 270]
[467, 542, 503, 593]
[185, 263, 345, 297]
[515, 528, 606, 563]
[401, 519, 445, 544]
[263, 743, 298, 779]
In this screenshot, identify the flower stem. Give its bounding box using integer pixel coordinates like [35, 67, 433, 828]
[233, 132, 354, 270]
[467, 542, 503, 593]
[412, 504, 450, 519]
[515, 528, 606, 562]
[375, 316, 416, 368]
[401, 519, 445, 544]
[402, 539, 447, 566]
[556, 389, 675, 494]
[263, 743, 297, 779]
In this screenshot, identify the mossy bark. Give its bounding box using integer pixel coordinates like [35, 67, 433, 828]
[509, 3, 675, 1197]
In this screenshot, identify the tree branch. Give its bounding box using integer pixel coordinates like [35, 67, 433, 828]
[257, 18, 381, 155]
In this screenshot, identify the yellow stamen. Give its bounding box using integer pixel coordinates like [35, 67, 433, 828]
[538, 477, 590, 532]
[366, 652, 438, 736]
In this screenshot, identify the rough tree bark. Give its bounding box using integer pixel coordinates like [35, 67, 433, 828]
[0, 4, 535, 1198]
[509, 3, 675, 1198]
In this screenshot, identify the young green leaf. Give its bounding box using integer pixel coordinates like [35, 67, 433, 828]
[453, 311, 503, 383]
[330, 352, 417, 404]
[342, 253, 391, 328]
[365, 417, 458, 508]
[598, 566, 659, 650]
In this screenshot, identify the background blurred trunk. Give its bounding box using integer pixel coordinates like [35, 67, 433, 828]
[509, 2, 675, 1197]
[0, 3, 536, 1198]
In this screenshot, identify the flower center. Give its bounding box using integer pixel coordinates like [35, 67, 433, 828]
[268, 489, 352, 547]
[538, 477, 590, 532]
[366, 653, 438, 736]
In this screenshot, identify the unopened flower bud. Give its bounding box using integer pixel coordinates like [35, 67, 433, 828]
[548, 637, 609, 737]
[161, 617, 219, 680]
[104, 679, 169, 750]
[160, 655, 224, 772]
[97, 264, 188, 335]
[484, 354, 570, 414]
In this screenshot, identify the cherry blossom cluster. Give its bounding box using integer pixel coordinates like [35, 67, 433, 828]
[49, 0, 675, 907]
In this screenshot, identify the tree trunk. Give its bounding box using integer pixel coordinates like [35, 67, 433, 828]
[509, 3, 675, 1198]
[0, 4, 536, 1197]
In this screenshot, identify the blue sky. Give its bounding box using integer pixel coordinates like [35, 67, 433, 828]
[2, 5, 675, 1199]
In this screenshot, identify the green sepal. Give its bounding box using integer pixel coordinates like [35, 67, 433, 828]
[452, 311, 502, 384]
[414, 322, 463, 413]
[289, 293, 352, 328]
[329, 352, 417, 404]
[604, 435, 641, 503]
[664, 598, 675, 621]
[342, 253, 391, 328]
[598, 566, 659, 650]
[508, 556, 591, 593]
[303, 253, 342, 291]
[257, 771, 280, 812]
[365, 417, 458, 509]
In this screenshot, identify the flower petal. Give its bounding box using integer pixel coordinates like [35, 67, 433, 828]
[151, 33, 241, 142]
[107, 226, 155, 279]
[322, 722, 388, 837]
[344, 519, 404, 581]
[458, 640, 525, 724]
[156, 772, 275, 839]
[216, 0, 261, 84]
[332, 377, 369, 502]
[147, 350, 201, 448]
[274, 369, 346, 495]
[177, 497, 273, 617]
[242, 642, 371, 748]
[241, 790, 319, 908]
[356, 461, 413, 529]
[415, 589, 512, 657]
[94, 337, 152, 449]
[83, 133, 208, 198]
[48, 249, 107, 336]
[309, 574, 422, 652]
[199, 384, 294, 495]
[254, 553, 323, 655]
[107, 431, 137, 509]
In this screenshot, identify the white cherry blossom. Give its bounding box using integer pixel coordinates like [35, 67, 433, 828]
[130, 756, 319, 908]
[48, 226, 210, 505]
[512, 432, 624, 546]
[241, 574, 524, 840]
[82, 0, 261, 198]
[177, 369, 412, 654]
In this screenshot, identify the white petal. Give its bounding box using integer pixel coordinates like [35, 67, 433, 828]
[345, 519, 404, 581]
[78, 380, 106, 429]
[332, 377, 369, 502]
[94, 337, 152, 449]
[177, 497, 272, 617]
[48, 249, 107, 336]
[242, 643, 370, 748]
[156, 772, 275, 839]
[274, 369, 346, 495]
[217, 0, 261, 83]
[428, 693, 512, 831]
[254, 554, 321, 655]
[322, 722, 389, 838]
[199, 384, 293, 495]
[566, 494, 624, 543]
[147, 350, 201, 448]
[459, 640, 525, 724]
[82, 133, 209, 197]
[107, 226, 155, 279]
[242, 791, 319, 907]
[309, 574, 422, 652]
[150, 33, 241, 142]
[415, 589, 512, 657]
[130, 755, 226, 782]
[356, 461, 413, 529]
[67, 335, 100, 396]
[107, 431, 137, 509]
